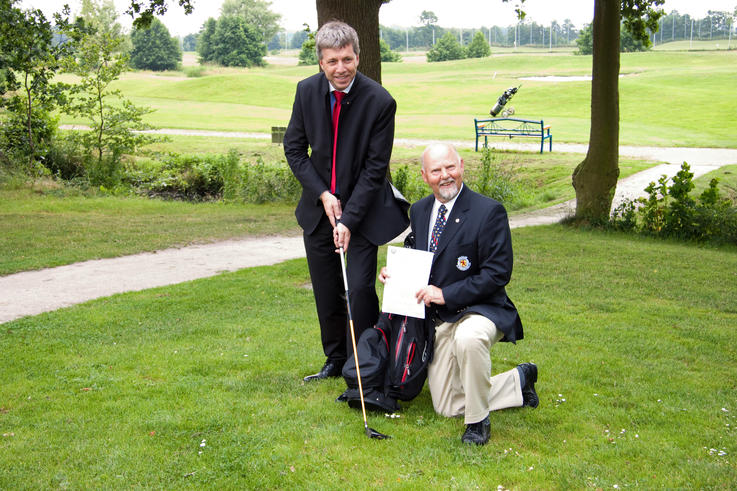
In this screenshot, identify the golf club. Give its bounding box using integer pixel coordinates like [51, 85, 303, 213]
[339, 246, 390, 440]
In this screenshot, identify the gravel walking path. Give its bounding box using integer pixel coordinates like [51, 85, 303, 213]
[3, 135, 736, 324]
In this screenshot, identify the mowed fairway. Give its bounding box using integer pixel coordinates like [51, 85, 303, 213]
[1, 227, 735, 488]
[3, 45, 736, 489]
[57, 47, 737, 148]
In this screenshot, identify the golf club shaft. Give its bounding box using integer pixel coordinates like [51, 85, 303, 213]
[339, 247, 370, 432]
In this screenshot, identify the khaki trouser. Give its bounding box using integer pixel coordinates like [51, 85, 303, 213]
[428, 314, 523, 424]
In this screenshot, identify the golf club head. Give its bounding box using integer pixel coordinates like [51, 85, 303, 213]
[366, 427, 391, 440]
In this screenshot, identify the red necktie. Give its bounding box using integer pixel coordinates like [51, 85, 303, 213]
[330, 91, 344, 194]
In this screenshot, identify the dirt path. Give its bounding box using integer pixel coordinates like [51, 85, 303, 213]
[3, 139, 736, 324]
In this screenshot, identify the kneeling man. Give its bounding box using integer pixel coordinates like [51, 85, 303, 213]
[380, 143, 538, 445]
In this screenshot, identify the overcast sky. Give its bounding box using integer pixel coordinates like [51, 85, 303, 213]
[19, 0, 737, 37]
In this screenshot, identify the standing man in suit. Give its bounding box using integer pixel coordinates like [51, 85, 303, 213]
[380, 143, 538, 445]
[284, 21, 406, 382]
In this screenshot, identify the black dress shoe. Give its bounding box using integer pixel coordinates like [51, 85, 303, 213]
[462, 415, 490, 445]
[335, 390, 349, 403]
[303, 360, 343, 382]
[518, 362, 539, 408]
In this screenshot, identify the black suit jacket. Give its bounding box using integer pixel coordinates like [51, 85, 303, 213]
[410, 185, 523, 343]
[284, 71, 407, 244]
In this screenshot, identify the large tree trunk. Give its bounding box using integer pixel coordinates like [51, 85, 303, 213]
[315, 0, 384, 84]
[572, 0, 621, 222]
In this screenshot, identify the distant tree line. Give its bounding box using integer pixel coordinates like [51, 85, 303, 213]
[649, 10, 736, 44]
[195, 0, 279, 67]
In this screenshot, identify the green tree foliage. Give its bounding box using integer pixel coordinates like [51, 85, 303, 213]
[419, 10, 438, 26]
[620, 26, 647, 52]
[211, 15, 266, 67]
[220, 0, 281, 42]
[426, 31, 466, 62]
[196, 18, 217, 63]
[575, 23, 594, 54]
[63, 29, 155, 187]
[130, 17, 181, 71]
[379, 38, 401, 62]
[0, 1, 74, 172]
[297, 25, 317, 66]
[576, 22, 650, 55]
[124, 0, 193, 30]
[289, 29, 308, 49]
[466, 31, 491, 58]
[182, 32, 197, 51]
[80, 0, 124, 39]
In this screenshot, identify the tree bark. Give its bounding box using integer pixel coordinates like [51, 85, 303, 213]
[572, 0, 621, 222]
[315, 0, 384, 84]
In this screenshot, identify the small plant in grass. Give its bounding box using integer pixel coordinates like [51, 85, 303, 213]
[468, 147, 518, 205]
[238, 155, 300, 203]
[127, 150, 299, 203]
[609, 162, 737, 244]
[183, 65, 206, 77]
[391, 163, 426, 203]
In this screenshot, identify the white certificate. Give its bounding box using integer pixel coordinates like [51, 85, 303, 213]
[381, 246, 434, 318]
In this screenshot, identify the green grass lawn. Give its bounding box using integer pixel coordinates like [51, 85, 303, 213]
[1, 226, 735, 488]
[54, 49, 737, 148]
[0, 148, 660, 275]
[0, 186, 298, 275]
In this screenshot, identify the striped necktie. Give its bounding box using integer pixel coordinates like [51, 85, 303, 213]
[429, 204, 447, 253]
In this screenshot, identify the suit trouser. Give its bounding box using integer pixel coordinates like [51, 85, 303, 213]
[303, 214, 379, 364]
[428, 314, 523, 425]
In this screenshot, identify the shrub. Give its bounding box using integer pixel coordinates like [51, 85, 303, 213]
[184, 66, 206, 78]
[426, 32, 465, 62]
[391, 164, 426, 204]
[466, 31, 491, 58]
[380, 39, 402, 62]
[43, 136, 86, 180]
[298, 37, 317, 66]
[609, 162, 737, 244]
[126, 150, 299, 203]
[467, 147, 518, 205]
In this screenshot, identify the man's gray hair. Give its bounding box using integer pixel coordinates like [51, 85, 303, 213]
[315, 21, 360, 60]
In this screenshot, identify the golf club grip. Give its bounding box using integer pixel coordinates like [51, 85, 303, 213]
[339, 247, 349, 292]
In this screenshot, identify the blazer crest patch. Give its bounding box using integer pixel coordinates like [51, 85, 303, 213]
[456, 256, 471, 271]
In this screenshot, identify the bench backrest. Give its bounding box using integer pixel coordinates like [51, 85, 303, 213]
[475, 118, 545, 135]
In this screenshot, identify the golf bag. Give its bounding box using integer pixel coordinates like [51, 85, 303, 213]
[342, 312, 434, 413]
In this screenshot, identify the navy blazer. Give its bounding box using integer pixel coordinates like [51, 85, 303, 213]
[410, 185, 523, 343]
[284, 71, 406, 244]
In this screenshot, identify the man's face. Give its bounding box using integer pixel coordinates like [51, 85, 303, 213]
[421, 150, 464, 203]
[319, 45, 359, 91]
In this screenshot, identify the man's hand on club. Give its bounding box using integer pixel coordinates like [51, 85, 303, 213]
[333, 222, 351, 251]
[320, 191, 342, 228]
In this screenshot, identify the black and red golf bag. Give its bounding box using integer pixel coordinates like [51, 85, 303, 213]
[342, 312, 434, 413]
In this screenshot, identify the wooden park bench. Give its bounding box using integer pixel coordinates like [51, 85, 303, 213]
[474, 117, 552, 153]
